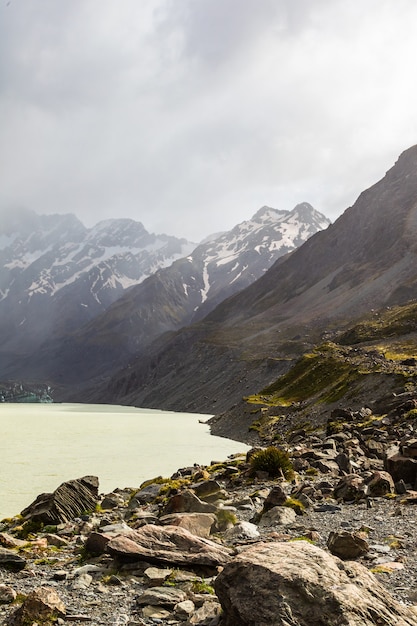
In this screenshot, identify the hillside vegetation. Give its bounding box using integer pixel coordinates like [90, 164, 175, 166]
[210, 302, 417, 444]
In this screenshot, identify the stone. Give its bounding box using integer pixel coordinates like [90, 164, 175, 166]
[106, 524, 231, 567]
[263, 485, 287, 511]
[144, 567, 173, 586]
[385, 453, 417, 487]
[333, 474, 365, 501]
[0, 584, 16, 604]
[129, 482, 162, 505]
[20, 476, 99, 525]
[187, 600, 221, 624]
[101, 492, 123, 509]
[159, 512, 216, 538]
[174, 599, 195, 619]
[224, 521, 260, 541]
[193, 480, 222, 500]
[162, 489, 218, 515]
[85, 531, 111, 555]
[71, 573, 93, 590]
[363, 470, 395, 497]
[214, 541, 417, 626]
[335, 452, 352, 473]
[136, 585, 187, 607]
[7, 586, 66, 625]
[327, 530, 369, 559]
[259, 506, 296, 527]
[0, 548, 26, 571]
[141, 605, 171, 619]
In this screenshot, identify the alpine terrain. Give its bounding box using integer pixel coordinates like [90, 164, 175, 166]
[0, 203, 329, 386]
[91, 144, 417, 417]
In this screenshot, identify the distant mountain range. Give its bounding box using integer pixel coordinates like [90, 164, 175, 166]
[86, 145, 417, 414]
[0, 203, 330, 386]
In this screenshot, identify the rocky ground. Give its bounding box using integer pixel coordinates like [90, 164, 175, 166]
[2, 394, 417, 625]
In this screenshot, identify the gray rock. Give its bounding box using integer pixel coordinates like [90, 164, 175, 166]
[136, 585, 187, 607]
[215, 541, 417, 626]
[327, 530, 369, 559]
[0, 548, 26, 572]
[0, 584, 16, 604]
[20, 476, 99, 525]
[6, 586, 66, 625]
[259, 506, 296, 527]
[162, 489, 218, 515]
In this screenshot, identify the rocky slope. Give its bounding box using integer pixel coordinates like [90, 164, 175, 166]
[93, 144, 417, 413]
[2, 387, 417, 624]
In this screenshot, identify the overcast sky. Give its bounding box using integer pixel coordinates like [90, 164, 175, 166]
[1, 0, 417, 241]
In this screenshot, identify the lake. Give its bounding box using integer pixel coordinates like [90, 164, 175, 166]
[0, 403, 248, 520]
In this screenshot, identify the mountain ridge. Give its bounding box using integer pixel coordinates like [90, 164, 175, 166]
[1, 203, 329, 385]
[89, 144, 417, 413]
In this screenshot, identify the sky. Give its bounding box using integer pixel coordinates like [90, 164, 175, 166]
[1, 0, 417, 242]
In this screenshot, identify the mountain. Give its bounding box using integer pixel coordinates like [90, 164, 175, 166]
[92, 145, 417, 414]
[0, 208, 194, 372]
[2, 203, 330, 385]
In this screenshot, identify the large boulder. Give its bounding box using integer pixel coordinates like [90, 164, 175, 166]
[7, 587, 66, 625]
[106, 524, 231, 567]
[385, 453, 417, 487]
[215, 541, 417, 626]
[21, 476, 99, 524]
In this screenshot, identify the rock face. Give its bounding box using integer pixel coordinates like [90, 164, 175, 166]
[215, 541, 417, 626]
[20, 476, 99, 524]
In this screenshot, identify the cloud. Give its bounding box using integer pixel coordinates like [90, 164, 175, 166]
[0, 0, 417, 241]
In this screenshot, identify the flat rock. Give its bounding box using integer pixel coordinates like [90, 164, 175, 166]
[136, 585, 187, 607]
[215, 541, 417, 626]
[106, 524, 231, 567]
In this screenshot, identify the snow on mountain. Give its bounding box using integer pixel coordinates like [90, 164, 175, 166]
[0, 209, 194, 354]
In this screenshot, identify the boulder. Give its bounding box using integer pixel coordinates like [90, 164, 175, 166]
[363, 470, 395, 497]
[20, 476, 99, 524]
[161, 489, 217, 515]
[136, 585, 187, 607]
[106, 524, 231, 567]
[7, 586, 66, 626]
[159, 512, 216, 538]
[259, 506, 296, 527]
[0, 584, 16, 604]
[215, 541, 417, 626]
[327, 530, 369, 559]
[385, 453, 417, 487]
[0, 548, 26, 572]
[263, 486, 287, 511]
[333, 474, 365, 501]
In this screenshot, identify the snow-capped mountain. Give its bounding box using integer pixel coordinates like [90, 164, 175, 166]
[2, 202, 330, 386]
[0, 207, 194, 355]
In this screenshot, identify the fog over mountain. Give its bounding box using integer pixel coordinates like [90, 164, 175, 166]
[0, 203, 329, 386]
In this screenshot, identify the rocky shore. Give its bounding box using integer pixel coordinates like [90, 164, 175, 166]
[2, 397, 417, 625]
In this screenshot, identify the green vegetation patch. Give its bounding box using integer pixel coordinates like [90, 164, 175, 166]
[338, 302, 417, 345]
[249, 345, 361, 406]
[249, 446, 294, 480]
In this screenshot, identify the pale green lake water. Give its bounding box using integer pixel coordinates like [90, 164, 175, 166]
[0, 403, 248, 520]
